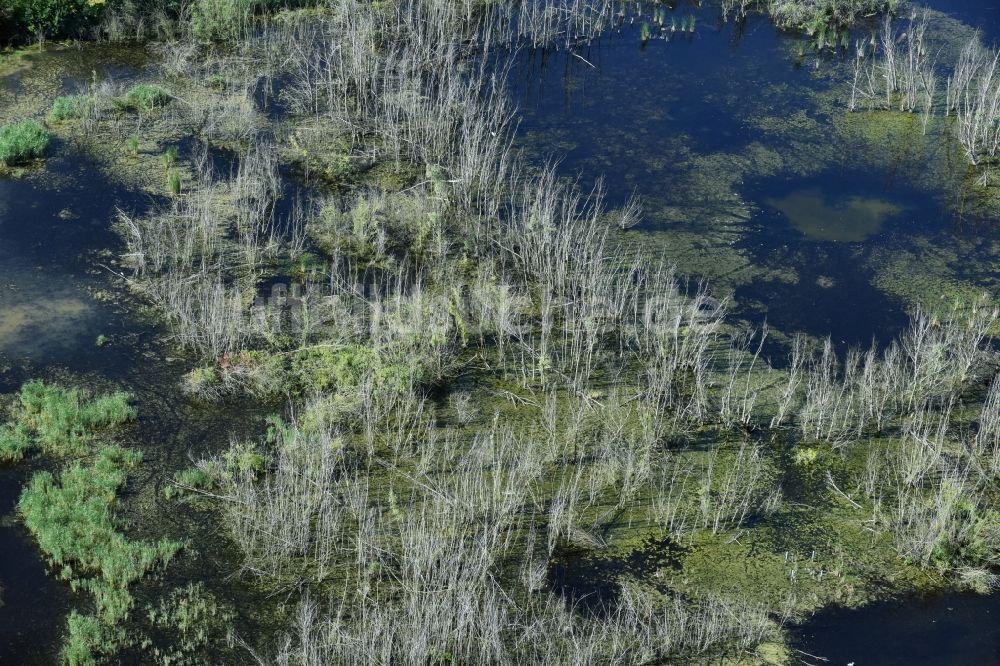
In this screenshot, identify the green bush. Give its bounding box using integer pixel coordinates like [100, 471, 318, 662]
[7, 0, 105, 40]
[124, 83, 171, 110]
[0, 119, 50, 166]
[49, 95, 89, 122]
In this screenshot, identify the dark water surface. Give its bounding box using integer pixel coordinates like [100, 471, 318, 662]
[794, 591, 1000, 665]
[0, 55, 275, 661]
[510, 2, 1000, 352]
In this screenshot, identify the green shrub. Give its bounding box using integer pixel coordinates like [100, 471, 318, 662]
[7, 0, 105, 40]
[0, 119, 50, 166]
[49, 95, 88, 122]
[124, 84, 171, 110]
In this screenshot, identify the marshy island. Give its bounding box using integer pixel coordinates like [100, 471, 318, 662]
[1, 1, 999, 664]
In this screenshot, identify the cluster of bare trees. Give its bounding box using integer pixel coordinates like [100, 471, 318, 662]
[80, 0, 1000, 662]
[850, 10, 1000, 167]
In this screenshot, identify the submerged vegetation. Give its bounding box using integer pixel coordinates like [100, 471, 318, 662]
[2, 0, 1000, 664]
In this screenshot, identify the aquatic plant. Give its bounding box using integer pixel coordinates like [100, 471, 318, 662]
[18, 446, 180, 585]
[0, 118, 50, 166]
[167, 169, 182, 194]
[723, 0, 899, 31]
[124, 83, 171, 110]
[0, 381, 135, 460]
[84, 2, 1000, 663]
[190, 0, 255, 41]
[48, 95, 89, 122]
[162, 144, 179, 170]
[143, 582, 235, 665]
[849, 12, 936, 128]
[19, 445, 183, 664]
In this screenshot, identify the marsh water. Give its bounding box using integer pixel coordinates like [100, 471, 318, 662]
[508, 2, 1000, 662]
[0, 51, 273, 662]
[2, 2, 1000, 664]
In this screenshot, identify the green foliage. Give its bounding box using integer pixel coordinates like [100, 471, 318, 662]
[0, 423, 32, 462]
[0, 381, 135, 460]
[63, 611, 110, 666]
[162, 145, 179, 170]
[190, 0, 254, 40]
[766, 0, 899, 31]
[7, 0, 105, 40]
[291, 345, 378, 394]
[20, 445, 183, 664]
[164, 466, 216, 499]
[18, 445, 181, 587]
[182, 366, 219, 393]
[167, 169, 181, 195]
[792, 447, 819, 466]
[0, 119, 50, 166]
[49, 95, 89, 122]
[144, 582, 235, 665]
[124, 84, 171, 110]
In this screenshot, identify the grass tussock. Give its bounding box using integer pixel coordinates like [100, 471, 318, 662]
[48, 95, 90, 122]
[124, 83, 172, 110]
[0, 118, 50, 166]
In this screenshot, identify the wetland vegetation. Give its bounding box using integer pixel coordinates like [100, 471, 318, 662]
[1, 0, 999, 664]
